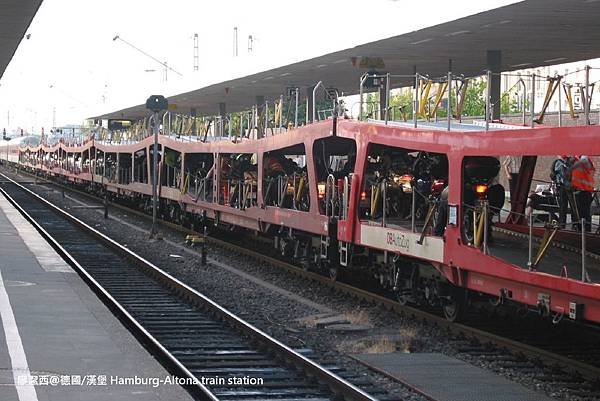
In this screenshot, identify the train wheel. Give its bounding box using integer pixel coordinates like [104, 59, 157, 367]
[279, 238, 294, 257]
[300, 259, 310, 271]
[328, 266, 338, 281]
[442, 299, 462, 322]
[442, 289, 465, 322]
[396, 263, 417, 306]
[299, 243, 312, 271]
[397, 293, 410, 306]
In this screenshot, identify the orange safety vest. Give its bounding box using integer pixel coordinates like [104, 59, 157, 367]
[571, 158, 595, 191]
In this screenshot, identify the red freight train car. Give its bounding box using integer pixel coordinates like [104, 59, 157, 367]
[13, 117, 600, 324]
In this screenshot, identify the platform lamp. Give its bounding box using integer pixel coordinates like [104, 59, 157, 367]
[146, 95, 168, 238]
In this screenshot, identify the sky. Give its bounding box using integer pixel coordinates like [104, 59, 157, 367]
[0, 0, 521, 133]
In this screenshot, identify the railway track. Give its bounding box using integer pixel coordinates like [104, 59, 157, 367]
[215, 236, 600, 382]
[0, 173, 388, 401]
[5, 166, 600, 386]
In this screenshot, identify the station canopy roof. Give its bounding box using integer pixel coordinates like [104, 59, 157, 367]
[0, 0, 43, 79]
[97, 0, 600, 121]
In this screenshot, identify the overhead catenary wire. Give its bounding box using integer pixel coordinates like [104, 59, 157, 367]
[112, 35, 183, 78]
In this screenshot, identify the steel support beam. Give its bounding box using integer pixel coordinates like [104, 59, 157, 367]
[255, 96, 264, 138]
[378, 83, 388, 121]
[505, 155, 537, 225]
[306, 86, 314, 124]
[487, 50, 502, 120]
[190, 107, 197, 136]
[218, 102, 226, 137]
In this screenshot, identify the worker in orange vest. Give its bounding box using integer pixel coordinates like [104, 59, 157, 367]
[570, 155, 595, 232]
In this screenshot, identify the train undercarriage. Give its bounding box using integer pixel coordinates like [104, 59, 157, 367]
[18, 164, 474, 322]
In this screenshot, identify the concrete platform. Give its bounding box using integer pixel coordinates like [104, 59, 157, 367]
[354, 352, 552, 401]
[0, 194, 194, 401]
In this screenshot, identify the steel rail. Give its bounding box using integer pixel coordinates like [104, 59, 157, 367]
[206, 237, 600, 382]
[6, 166, 600, 381]
[0, 172, 379, 401]
[0, 177, 218, 401]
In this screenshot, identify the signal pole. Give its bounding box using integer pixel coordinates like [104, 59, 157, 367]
[146, 95, 168, 238]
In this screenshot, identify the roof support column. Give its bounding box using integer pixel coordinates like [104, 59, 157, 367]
[131, 152, 134, 183]
[378, 82, 388, 121]
[487, 50, 502, 121]
[413, 65, 419, 128]
[190, 107, 197, 136]
[447, 58, 452, 131]
[255, 96, 264, 138]
[219, 102, 226, 138]
[306, 86, 314, 124]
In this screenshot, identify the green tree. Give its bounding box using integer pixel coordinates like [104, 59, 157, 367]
[459, 78, 524, 118]
[354, 77, 527, 122]
[500, 91, 524, 115]
[359, 91, 414, 121]
[388, 91, 414, 121]
[461, 79, 486, 117]
[359, 93, 379, 120]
